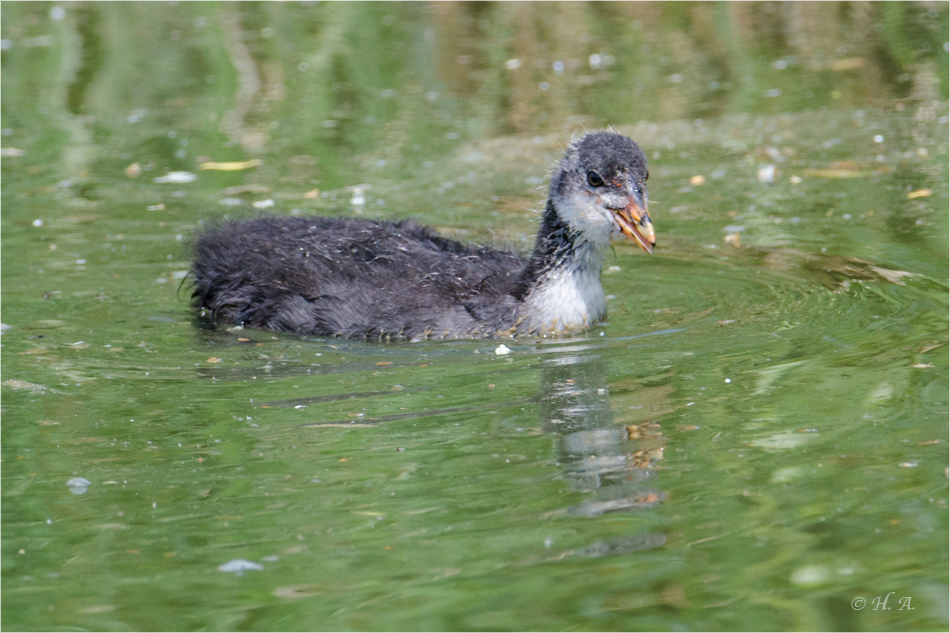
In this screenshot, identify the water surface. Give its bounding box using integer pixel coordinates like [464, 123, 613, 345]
[2, 3, 948, 631]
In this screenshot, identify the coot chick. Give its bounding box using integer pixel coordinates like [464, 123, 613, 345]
[192, 131, 655, 340]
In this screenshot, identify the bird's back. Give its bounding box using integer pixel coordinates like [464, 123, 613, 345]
[193, 216, 527, 339]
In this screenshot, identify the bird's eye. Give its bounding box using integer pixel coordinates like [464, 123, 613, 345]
[587, 171, 604, 187]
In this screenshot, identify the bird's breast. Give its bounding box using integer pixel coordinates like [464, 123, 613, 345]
[520, 264, 606, 334]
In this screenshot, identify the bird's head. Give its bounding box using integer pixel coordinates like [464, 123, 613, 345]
[550, 132, 655, 254]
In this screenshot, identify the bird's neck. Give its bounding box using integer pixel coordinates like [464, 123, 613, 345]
[515, 200, 607, 334]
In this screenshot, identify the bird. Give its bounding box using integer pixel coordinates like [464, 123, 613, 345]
[191, 131, 655, 341]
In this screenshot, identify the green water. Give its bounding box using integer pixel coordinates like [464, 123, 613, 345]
[2, 3, 948, 631]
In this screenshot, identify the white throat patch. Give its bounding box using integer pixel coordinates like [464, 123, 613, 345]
[521, 241, 607, 334]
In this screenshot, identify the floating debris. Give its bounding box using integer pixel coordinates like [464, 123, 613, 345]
[153, 171, 197, 184]
[802, 167, 871, 179]
[124, 162, 141, 178]
[907, 189, 932, 199]
[869, 265, 915, 285]
[3, 379, 48, 393]
[827, 57, 866, 71]
[199, 159, 263, 171]
[218, 559, 264, 575]
[67, 477, 91, 495]
[791, 565, 831, 586]
[349, 186, 366, 207]
[494, 344, 511, 356]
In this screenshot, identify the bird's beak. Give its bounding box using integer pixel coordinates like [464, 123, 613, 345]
[613, 198, 656, 254]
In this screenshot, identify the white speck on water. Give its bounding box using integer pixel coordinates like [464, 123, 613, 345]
[544, 537, 554, 548]
[791, 565, 831, 586]
[218, 559, 264, 575]
[873, 134, 884, 143]
[552, 60, 565, 74]
[504, 58, 521, 70]
[50, 6, 65, 20]
[252, 199, 274, 209]
[32, 219, 44, 227]
[757, 164, 776, 184]
[774, 59, 787, 70]
[153, 171, 196, 184]
[539, 82, 550, 91]
[725, 378, 732, 384]
[494, 344, 511, 356]
[46, 518, 53, 524]
[67, 477, 90, 494]
[764, 88, 781, 98]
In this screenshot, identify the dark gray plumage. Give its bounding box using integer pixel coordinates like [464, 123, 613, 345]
[192, 132, 655, 340]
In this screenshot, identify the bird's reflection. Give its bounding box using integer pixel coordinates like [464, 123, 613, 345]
[537, 348, 666, 538]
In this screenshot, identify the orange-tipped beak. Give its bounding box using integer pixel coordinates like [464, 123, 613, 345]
[614, 202, 656, 254]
